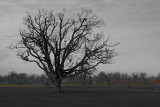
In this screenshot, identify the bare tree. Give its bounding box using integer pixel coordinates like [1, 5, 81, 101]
[12, 9, 119, 92]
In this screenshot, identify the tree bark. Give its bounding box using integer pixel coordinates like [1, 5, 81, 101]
[54, 79, 62, 93]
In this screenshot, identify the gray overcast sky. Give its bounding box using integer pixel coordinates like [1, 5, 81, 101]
[0, 0, 160, 75]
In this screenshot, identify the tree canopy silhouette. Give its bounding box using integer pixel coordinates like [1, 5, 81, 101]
[13, 9, 119, 92]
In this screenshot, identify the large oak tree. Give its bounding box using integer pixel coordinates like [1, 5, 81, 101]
[13, 9, 119, 92]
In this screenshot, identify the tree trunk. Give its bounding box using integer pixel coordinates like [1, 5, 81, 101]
[54, 79, 62, 93]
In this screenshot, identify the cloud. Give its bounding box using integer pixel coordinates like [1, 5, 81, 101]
[0, 49, 10, 62]
[154, 52, 160, 57]
[0, 2, 15, 17]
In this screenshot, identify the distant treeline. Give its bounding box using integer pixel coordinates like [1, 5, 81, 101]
[65, 72, 160, 86]
[0, 71, 47, 85]
[0, 71, 159, 86]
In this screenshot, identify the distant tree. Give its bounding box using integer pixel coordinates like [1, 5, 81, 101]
[28, 74, 37, 85]
[131, 72, 139, 84]
[17, 73, 27, 84]
[39, 74, 47, 85]
[7, 71, 18, 84]
[111, 72, 121, 85]
[120, 73, 129, 86]
[11, 9, 119, 92]
[0, 75, 3, 84]
[96, 71, 107, 84]
[139, 72, 147, 84]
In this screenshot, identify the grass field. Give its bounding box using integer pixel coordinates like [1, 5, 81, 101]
[0, 86, 160, 107]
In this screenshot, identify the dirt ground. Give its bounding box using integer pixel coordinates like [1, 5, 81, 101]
[0, 86, 160, 107]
